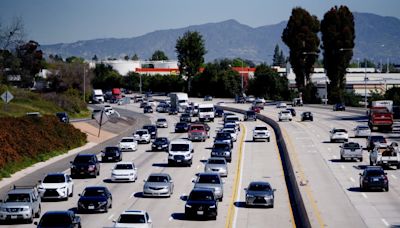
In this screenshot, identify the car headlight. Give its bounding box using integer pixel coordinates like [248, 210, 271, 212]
[59, 186, 67, 190]
[185, 204, 192, 208]
[209, 205, 216, 208]
[0, 207, 7, 212]
[78, 202, 84, 207]
[246, 194, 254, 198]
[225, 152, 231, 155]
[264, 195, 272, 200]
[22, 207, 30, 212]
[98, 201, 107, 206]
[70, 165, 76, 169]
[152, 144, 156, 147]
[205, 167, 212, 171]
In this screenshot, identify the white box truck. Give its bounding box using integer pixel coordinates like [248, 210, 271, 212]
[169, 92, 189, 113]
[92, 89, 104, 103]
[198, 103, 215, 122]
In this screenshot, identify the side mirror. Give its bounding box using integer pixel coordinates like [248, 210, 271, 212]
[359, 173, 362, 176]
[78, 194, 81, 196]
[384, 172, 388, 175]
[148, 219, 152, 223]
[0, 199, 3, 203]
[70, 161, 73, 164]
[170, 180, 173, 183]
[273, 189, 277, 192]
[180, 195, 188, 201]
[244, 188, 247, 191]
[38, 180, 42, 183]
[143, 179, 146, 182]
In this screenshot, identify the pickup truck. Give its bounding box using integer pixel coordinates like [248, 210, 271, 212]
[340, 142, 363, 162]
[188, 123, 208, 142]
[368, 106, 393, 132]
[370, 142, 400, 169]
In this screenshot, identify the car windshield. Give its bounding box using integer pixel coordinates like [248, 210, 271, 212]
[333, 129, 347, 133]
[255, 127, 268, 131]
[281, 111, 290, 114]
[155, 138, 168, 143]
[6, 194, 30, 202]
[213, 143, 230, 150]
[121, 138, 134, 143]
[115, 164, 134, 170]
[226, 117, 239, 121]
[224, 123, 236, 128]
[190, 125, 205, 131]
[74, 156, 92, 163]
[372, 137, 386, 143]
[248, 183, 271, 191]
[223, 129, 235, 133]
[303, 112, 311, 115]
[366, 170, 384, 176]
[157, 119, 166, 122]
[181, 114, 190, 117]
[199, 108, 214, 112]
[216, 133, 231, 139]
[176, 123, 187, 128]
[105, 147, 119, 153]
[136, 130, 147, 135]
[170, 144, 189, 151]
[208, 159, 226, 164]
[43, 175, 65, 183]
[358, 126, 369, 130]
[118, 214, 146, 223]
[39, 214, 72, 226]
[197, 175, 221, 184]
[246, 111, 255, 115]
[147, 175, 169, 182]
[189, 191, 214, 201]
[82, 189, 106, 197]
[143, 126, 155, 131]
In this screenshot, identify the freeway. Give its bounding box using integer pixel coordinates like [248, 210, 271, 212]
[2, 99, 293, 228]
[226, 101, 400, 228]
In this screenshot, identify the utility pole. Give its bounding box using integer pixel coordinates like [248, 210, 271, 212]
[83, 65, 86, 102]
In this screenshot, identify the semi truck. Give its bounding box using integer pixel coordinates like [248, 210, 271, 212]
[169, 92, 189, 113]
[368, 100, 393, 131]
[92, 89, 104, 103]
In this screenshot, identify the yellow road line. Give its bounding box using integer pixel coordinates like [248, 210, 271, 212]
[225, 123, 246, 228]
[281, 127, 325, 228]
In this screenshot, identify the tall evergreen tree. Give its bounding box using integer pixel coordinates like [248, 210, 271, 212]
[150, 50, 169, 61]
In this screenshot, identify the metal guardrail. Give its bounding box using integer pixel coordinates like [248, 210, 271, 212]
[217, 105, 311, 228]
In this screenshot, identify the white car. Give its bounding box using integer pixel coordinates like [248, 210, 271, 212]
[104, 105, 115, 115]
[221, 127, 238, 142]
[246, 95, 255, 103]
[330, 128, 349, 143]
[119, 137, 138, 151]
[253, 126, 271, 142]
[133, 129, 151, 144]
[278, 110, 292, 121]
[113, 210, 152, 228]
[111, 162, 138, 182]
[276, 102, 287, 108]
[38, 173, 74, 200]
[156, 118, 168, 128]
[353, 125, 371, 137]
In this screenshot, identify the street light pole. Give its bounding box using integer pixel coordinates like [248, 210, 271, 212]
[83, 65, 86, 102]
[139, 74, 142, 94]
[241, 59, 244, 94]
[364, 61, 368, 110]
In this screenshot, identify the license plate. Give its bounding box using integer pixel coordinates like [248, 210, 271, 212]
[158, 147, 161, 149]
[11, 215, 17, 219]
[80, 172, 85, 174]
[88, 205, 94, 210]
[177, 160, 182, 162]
[108, 157, 112, 160]
[373, 178, 379, 181]
[197, 211, 204, 215]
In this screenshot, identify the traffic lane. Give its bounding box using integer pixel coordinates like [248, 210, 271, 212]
[235, 120, 294, 228]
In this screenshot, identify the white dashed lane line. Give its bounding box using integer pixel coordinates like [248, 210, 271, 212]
[362, 193, 368, 199]
[391, 174, 397, 179]
[349, 177, 355, 183]
[381, 218, 389, 227]
[108, 214, 114, 220]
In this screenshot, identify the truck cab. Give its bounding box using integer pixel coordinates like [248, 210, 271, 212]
[188, 123, 208, 142]
[168, 139, 193, 166]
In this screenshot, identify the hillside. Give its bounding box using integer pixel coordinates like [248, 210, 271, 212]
[41, 12, 400, 63]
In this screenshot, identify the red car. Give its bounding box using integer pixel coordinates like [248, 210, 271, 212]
[251, 106, 261, 113]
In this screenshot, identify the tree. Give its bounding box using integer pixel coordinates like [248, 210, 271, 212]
[282, 7, 320, 100]
[92, 63, 123, 90]
[175, 31, 207, 94]
[124, 55, 129, 60]
[150, 50, 169, 61]
[272, 45, 286, 67]
[131, 54, 139, 60]
[66, 56, 84, 64]
[16, 40, 44, 87]
[321, 5, 355, 103]
[0, 16, 25, 50]
[92, 55, 98, 61]
[385, 87, 400, 105]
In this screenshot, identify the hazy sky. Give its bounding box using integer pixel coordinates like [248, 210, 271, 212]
[1, 0, 399, 45]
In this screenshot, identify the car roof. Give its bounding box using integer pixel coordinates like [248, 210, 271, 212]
[148, 173, 170, 177]
[115, 161, 134, 165]
[42, 210, 74, 216]
[121, 210, 147, 215]
[249, 181, 271, 186]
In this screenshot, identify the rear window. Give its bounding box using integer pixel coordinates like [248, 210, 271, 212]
[255, 127, 268, 131]
[208, 159, 226, 164]
[366, 170, 384, 176]
[39, 214, 72, 226]
[226, 116, 239, 121]
[333, 129, 347, 133]
[118, 214, 146, 224]
[197, 175, 221, 184]
[115, 164, 134, 170]
[189, 191, 214, 201]
[343, 143, 360, 150]
[190, 125, 205, 131]
[74, 155, 92, 163]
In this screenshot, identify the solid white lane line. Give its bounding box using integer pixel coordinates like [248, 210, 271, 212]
[381, 218, 389, 227]
[340, 165, 345, 169]
[362, 193, 368, 199]
[349, 177, 355, 183]
[108, 214, 114, 220]
[391, 174, 397, 179]
[332, 155, 337, 159]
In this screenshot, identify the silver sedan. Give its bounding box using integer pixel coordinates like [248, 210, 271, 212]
[143, 173, 174, 197]
[204, 157, 228, 177]
[245, 181, 275, 208]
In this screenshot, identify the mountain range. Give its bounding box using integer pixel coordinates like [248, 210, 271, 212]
[41, 12, 400, 63]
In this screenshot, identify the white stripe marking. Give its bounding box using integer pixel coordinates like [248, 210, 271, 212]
[108, 214, 114, 220]
[362, 193, 368, 199]
[350, 177, 355, 183]
[333, 155, 337, 159]
[340, 165, 345, 169]
[381, 218, 389, 227]
[391, 174, 397, 179]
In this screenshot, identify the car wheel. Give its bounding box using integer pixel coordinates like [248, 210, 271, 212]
[270, 203, 274, 208]
[340, 156, 344, 162]
[253, 138, 255, 142]
[212, 215, 217, 220]
[267, 138, 270, 142]
[385, 186, 389, 192]
[35, 206, 41, 218]
[359, 157, 363, 162]
[97, 170, 100, 176]
[69, 187, 74, 197]
[27, 214, 33, 223]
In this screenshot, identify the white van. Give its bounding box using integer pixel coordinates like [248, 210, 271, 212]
[198, 103, 215, 122]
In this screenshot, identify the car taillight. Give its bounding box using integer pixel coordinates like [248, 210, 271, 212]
[383, 175, 388, 182]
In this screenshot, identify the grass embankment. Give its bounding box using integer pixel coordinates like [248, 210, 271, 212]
[0, 115, 87, 180]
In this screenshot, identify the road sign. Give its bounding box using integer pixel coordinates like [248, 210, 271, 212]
[94, 110, 109, 125]
[1, 91, 14, 103]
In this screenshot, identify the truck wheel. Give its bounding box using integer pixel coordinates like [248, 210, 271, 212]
[267, 138, 270, 142]
[359, 157, 363, 162]
[340, 156, 344, 161]
[385, 186, 389, 192]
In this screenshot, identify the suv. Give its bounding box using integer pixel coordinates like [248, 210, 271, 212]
[333, 103, 346, 111]
[329, 128, 348, 143]
[0, 186, 41, 223]
[113, 210, 152, 227]
[253, 126, 271, 142]
[175, 122, 189, 133]
[185, 188, 218, 220]
[211, 142, 232, 162]
[34, 210, 81, 228]
[143, 125, 158, 139]
[101, 146, 122, 162]
[188, 123, 208, 142]
[38, 173, 74, 201]
[214, 132, 233, 148]
[301, 112, 313, 121]
[168, 139, 194, 166]
[278, 110, 292, 121]
[70, 154, 100, 178]
[193, 173, 224, 201]
[359, 166, 389, 191]
[244, 111, 257, 121]
[133, 129, 151, 144]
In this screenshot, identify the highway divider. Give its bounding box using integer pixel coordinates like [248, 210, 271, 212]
[216, 105, 311, 228]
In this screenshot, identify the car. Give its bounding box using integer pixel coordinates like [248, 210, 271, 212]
[235, 96, 246, 103]
[340, 142, 363, 162]
[77, 186, 112, 213]
[276, 102, 287, 108]
[151, 137, 169, 151]
[180, 113, 192, 123]
[113, 210, 153, 228]
[215, 108, 224, 117]
[301, 111, 314, 121]
[354, 125, 371, 138]
[143, 173, 174, 197]
[156, 104, 167, 113]
[134, 95, 144, 103]
[104, 105, 115, 115]
[193, 173, 224, 201]
[119, 137, 138, 151]
[211, 142, 232, 162]
[168, 139, 194, 166]
[111, 162, 137, 182]
[140, 101, 148, 108]
[359, 166, 389, 191]
[185, 106, 194, 116]
[221, 127, 238, 142]
[366, 135, 387, 151]
[204, 95, 213, 101]
[101, 146, 122, 162]
[278, 110, 292, 121]
[175, 122, 190, 133]
[38, 173, 74, 201]
[143, 105, 153, 113]
[133, 129, 151, 144]
[250, 105, 261, 113]
[330, 128, 349, 143]
[91, 109, 102, 119]
[246, 95, 255, 103]
[0, 186, 41, 224]
[244, 181, 275, 208]
[34, 210, 81, 228]
[204, 157, 228, 177]
[244, 110, 257, 121]
[70, 154, 100, 178]
[188, 123, 208, 142]
[214, 132, 233, 148]
[56, 112, 69, 123]
[253, 126, 271, 142]
[184, 188, 218, 220]
[333, 103, 346, 111]
[392, 123, 400, 133]
[224, 121, 240, 132]
[156, 118, 168, 128]
[286, 108, 296, 117]
[142, 125, 158, 139]
[253, 100, 264, 110]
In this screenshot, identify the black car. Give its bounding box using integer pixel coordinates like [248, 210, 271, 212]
[34, 210, 81, 228]
[215, 108, 224, 117]
[151, 137, 170, 151]
[235, 95, 246, 103]
[185, 188, 218, 220]
[91, 109, 102, 119]
[101, 146, 122, 162]
[244, 110, 256, 121]
[204, 95, 213, 101]
[180, 113, 192, 123]
[301, 112, 313, 121]
[366, 135, 387, 151]
[359, 166, 389, 191]
[70, 154, 100, 178]
[144, 106, 153, 113]
[143, 124, 158, 139]
[286, 108, 296, 117]
[333, 103, 346, 111]
[185, 106, 194, 116]
[56, 112, 70, 123]
[175, 122, 189, 133]
[168, 107, 178, 115]
[77, 186, 112, 213]
[211, 142, 232, 162]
